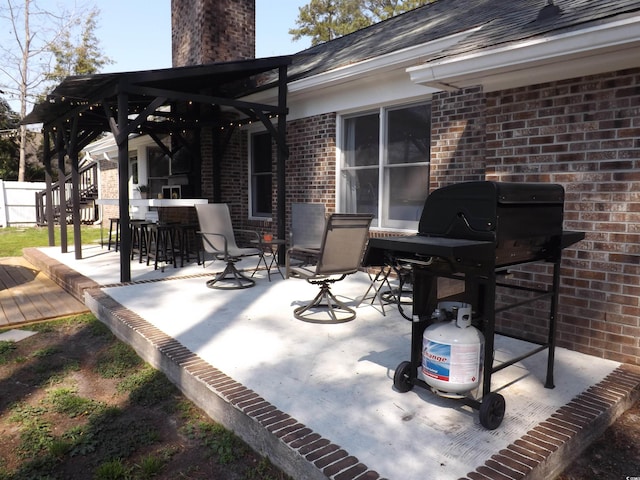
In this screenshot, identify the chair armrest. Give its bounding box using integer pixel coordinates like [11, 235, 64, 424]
[197, 231, 229, 255]
[233, 228, 262, 244]
[287, 246, 320, 256]
[235, 229, 261, 241]
[285, 246, 320, 279]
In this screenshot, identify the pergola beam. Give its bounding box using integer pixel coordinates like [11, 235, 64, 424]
[21, 57, 292, 283]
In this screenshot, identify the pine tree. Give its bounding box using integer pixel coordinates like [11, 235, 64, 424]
[289, 0, 436, 46]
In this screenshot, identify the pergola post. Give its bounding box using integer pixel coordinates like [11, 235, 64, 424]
[68, 119, 83, 259]
[20, 58, 292, 283]
[117, 90, 132, 283]
[276, 65, 288, 263]
[43, 130, 55, 246]
[56, 130, 68, 254]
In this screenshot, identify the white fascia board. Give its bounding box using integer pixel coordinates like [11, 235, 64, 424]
[289, 27, 481, 94]
[82, 133, 116, 156]
[407, 16, 640, 92]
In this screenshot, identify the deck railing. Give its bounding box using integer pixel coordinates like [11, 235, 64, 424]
[35, 162, 99, 225]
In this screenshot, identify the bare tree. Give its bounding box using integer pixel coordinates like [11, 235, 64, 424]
[0, 0, 92, 181]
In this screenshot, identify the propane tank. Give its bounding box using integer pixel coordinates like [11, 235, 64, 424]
[422, 302, 484, 398]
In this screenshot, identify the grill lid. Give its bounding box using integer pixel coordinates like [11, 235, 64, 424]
[418, 181, 565, 242]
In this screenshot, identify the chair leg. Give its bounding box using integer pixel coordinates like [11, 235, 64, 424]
[294, 283, 356, 323]
[108, 218, 120, 251]
[357, 266, 393, 315]
[206, 260, 255, 289]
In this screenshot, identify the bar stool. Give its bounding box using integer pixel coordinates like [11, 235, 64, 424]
[130, 219, 149, 262]
[146, 223, 177, 271]
[175, 223, 201, 267]
[107, 218, 120, 251]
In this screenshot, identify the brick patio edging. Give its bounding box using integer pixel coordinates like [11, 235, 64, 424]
[460, 364, 640, 480]
[83, 287, 383, 480]
[23, 247, 640, 480]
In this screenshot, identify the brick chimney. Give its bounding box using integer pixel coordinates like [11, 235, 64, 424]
[171, 0, 255, 67]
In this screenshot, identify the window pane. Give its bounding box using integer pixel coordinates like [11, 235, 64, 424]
[251, 132, 272, 217]
[148, 147, 170, 177]
[340, 102, 430, 231]
[344, 113, 379, 167]
[388, 104, 430, 165]
[385, 165, 429, 226]
[343, 168, 378, 221]
[253, 133, 272, 173]
[252, 175, 272, 216]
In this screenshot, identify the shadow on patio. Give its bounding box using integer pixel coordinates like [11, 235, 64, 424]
[22, 244, 640, 480]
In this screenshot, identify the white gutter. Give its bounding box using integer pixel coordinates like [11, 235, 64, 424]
[287, 26, 482, 94]
[407, 16, 640, 91]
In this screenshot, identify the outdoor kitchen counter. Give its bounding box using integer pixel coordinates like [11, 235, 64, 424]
[95, 199, 209, 207]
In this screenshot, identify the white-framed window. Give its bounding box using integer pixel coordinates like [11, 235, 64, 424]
[339, 102, 431, 230]
[249, 131, 272, 218]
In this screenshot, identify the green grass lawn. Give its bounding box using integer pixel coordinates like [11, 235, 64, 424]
[0, 226, 104, 257]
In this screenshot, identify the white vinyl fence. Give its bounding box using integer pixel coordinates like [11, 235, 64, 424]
[0, 180, 46, 227]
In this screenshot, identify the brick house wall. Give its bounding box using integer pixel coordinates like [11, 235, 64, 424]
[482, 67, 640, 365]
[217, 114, 338, 235]
[222, 69, 640, 366]
[97, 159, 119, 227]
[168, 0, 639, 365]
[171, 0, 255, 66]
[430, 86, 487, 190]
[284, 114, 337, 215]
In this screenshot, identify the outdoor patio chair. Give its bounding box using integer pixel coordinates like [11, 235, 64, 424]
[288, 213, 373, 323]
[285, 203, 326, 278]
[195, 203, 263, 289]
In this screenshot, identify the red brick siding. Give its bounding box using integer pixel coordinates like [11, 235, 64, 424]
[281, 114, 337, 234]
[200, 127, 214, 200]
[171, 0, 255, 66]
[194, 39, 639, 365]
[429, 86, 487, 191]
[485, 68, 640, 365]
[98, 159, 119, 227]
[219, 128, 249, 226]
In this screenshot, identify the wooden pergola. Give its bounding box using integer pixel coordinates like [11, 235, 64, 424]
[22, 57, 291, 282]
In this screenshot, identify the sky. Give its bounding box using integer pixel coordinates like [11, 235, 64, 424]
[0, 0, 310, 112]
[94, 0, 311, 73]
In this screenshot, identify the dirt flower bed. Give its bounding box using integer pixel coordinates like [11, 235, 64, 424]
[556, 398, 640, 479]
[0, 315, 289, 480]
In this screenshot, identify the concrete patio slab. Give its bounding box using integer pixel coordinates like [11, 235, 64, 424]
[24, 245, 640, 480]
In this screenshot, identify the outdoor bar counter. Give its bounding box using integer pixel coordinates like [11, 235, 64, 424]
[95, 198, 209, 207]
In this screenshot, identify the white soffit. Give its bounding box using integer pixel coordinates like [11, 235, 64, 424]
[407, 16, 640, 92]
[287, 69, 437, 120]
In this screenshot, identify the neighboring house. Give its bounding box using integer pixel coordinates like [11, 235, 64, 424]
[48, 0, 640, 366]
[82, 133, 172, 222]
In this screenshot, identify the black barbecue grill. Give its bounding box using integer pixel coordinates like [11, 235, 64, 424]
[363, 181, 584, 429]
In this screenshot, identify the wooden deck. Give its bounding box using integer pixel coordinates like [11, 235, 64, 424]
[0, 257, 88, 327]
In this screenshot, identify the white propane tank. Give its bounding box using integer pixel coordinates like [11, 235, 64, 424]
[422, 302, 484, 398]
